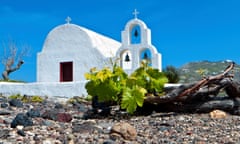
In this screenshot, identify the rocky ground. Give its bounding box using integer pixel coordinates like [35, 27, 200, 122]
[0, 96, 240, 144]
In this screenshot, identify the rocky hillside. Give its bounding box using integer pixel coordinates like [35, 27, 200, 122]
[178, 60, 240, 83]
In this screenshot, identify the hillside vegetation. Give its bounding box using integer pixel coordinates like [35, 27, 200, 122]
[178, 60, 240, 83]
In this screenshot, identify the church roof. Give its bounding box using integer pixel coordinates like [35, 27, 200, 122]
[42, 23, 121, 57]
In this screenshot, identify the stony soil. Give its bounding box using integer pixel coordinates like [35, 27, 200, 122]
[0, 96, 240, 144]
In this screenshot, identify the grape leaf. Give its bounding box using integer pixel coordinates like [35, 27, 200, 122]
[121, 86, 146, 114]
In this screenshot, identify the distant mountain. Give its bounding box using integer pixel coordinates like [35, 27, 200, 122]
[178, 60, 240, 83]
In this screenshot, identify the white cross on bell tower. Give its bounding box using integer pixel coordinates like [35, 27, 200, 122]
[132, 9, 139, 19]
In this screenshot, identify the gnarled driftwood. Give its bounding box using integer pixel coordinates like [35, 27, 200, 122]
[144, 62, 240, 114]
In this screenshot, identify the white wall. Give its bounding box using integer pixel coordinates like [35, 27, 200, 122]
[0, 81, 87, 98]
[37, 23, 120, 83]
[0, 82, 181, 99]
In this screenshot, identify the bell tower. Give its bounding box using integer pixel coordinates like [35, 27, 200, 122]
[116, 9, 162, 74]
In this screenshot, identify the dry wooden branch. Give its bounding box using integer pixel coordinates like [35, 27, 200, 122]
[140, 62, 240, 114]
[177, 62, 235, 99]
[145, 62, 236, 104]
[1, 40, 30, 80]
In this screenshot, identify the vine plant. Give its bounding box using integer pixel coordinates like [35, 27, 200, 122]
[85, 61, 168, 114]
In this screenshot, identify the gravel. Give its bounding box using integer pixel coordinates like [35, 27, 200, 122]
[0, 96, 239, 144]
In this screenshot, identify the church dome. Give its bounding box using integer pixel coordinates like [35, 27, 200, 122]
[42, 23, 121, 57]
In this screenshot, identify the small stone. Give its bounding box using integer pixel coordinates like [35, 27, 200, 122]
[26, 104, 34, 109]
[17, 130, 26, 137]
[0, 109, 11, 115]
[72, 121, 101, 133]
[23, 126, 34, 131]
[16, 125, 24, 130]
[103, 139, 116, 144]
[57, 113, 72, 122]
[9, 99, 23, 107]
[158, 126, 169, 132]
[26, 109, 41, 118]
[54, 103, 64, 109]
[26, 131, 35, 136]
[72, 113, 84, 119]
[41, 119, 54, 127]
[68, 139, 75, 144]
[43, 139, 54, 144]
[0, 118, 4, 124]
[67, 134, 75, 141]
[33, 134, 41, 141]
[0, 97, 7, 103]
[178, 116, 185, 121]
[54, 140, 62, 144]
[110, 122, 137, 141]
[16, 136, 24, 141]
[77, 103, 88, 113]
[3, 117, 12, 124]
[0, 129, 10, 139]
[209, 110, 227, 119]
[11, 113, 33, 128]
[41, 110, 58, 121]
[110, 132, 121, 141]
[1, 103, 8, 108]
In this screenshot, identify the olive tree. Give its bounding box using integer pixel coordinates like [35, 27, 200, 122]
[1, 40, 30, 81]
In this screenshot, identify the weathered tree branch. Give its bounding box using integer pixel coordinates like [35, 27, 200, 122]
[1, 40, 29, 80]
[2, 59, 24, 80]
[143, 62, 240, 114]
[177, 62, 235, 99]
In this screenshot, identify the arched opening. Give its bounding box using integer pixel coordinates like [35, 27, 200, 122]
[140, 49, 152, 66]
[120, 50, 132, 70]
[130, 25, 141, 44]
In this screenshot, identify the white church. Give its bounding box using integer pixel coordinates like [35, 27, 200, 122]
[37, 10, 161, 83]
[0, 10, 162, 98]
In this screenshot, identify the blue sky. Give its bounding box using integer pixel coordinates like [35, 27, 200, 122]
[0, 0, 240, 82]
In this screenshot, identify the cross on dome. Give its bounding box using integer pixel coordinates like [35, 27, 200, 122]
[132, 9, 139, 19]
[65, 16, 72, 24]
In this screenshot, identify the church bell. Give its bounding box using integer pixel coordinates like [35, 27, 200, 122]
[143, 52, 148, 60]
[125, 53, 130, 62]
[134, 29, 138, 37]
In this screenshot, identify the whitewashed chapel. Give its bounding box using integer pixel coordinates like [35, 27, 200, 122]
[0, 10, 162, 97]
[37, 10, 162, 84]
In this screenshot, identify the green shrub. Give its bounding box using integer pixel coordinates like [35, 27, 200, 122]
[85, 66, 127, 103]
[85, 61, 168, 114]
[9, 94, 23, 99]
[30, 95, 44, 103]
[129, 61, 168, 94]
[163, 65, 180, 83]
[9, 94, 43, 103]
